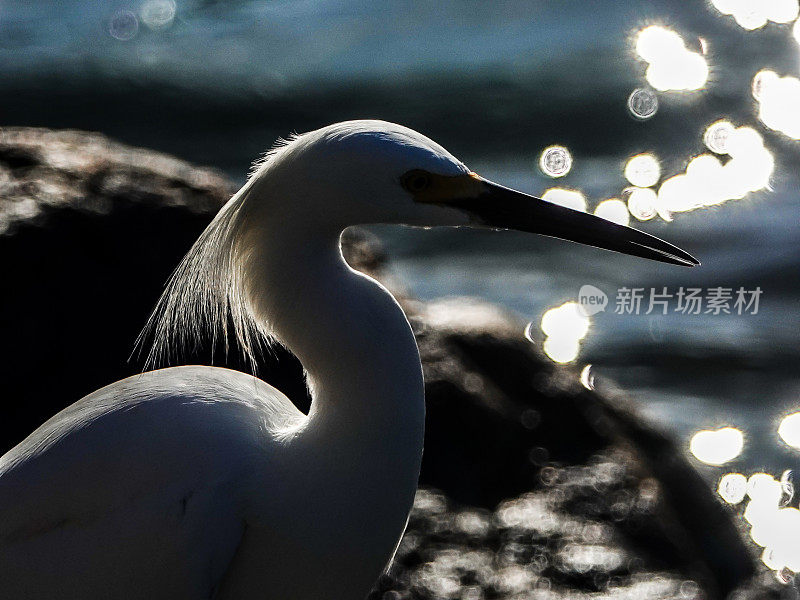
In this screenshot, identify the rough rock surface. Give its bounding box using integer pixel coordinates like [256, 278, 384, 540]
[0, 128, 781, 599]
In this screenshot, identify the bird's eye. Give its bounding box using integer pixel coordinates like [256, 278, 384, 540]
[401, 170, 432, 194]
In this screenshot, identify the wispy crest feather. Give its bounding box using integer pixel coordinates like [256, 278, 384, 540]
[135, 135, 299, 370]
[248, 133, 297, 179]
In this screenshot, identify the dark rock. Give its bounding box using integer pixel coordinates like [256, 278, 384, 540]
[405, 298, 767, 599]
[373, 482, 785, 600]
[0, 127, 775, 599]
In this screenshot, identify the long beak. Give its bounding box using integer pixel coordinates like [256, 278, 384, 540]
[443, 176, 699, 267]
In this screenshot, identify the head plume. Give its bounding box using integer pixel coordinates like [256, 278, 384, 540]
[135, 136, 299, 370]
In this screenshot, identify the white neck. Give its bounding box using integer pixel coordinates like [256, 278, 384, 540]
[205, 169, 429, 596]
[245, 206, 426, 475]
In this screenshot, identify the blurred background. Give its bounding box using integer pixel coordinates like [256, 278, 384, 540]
[2, 0, 800, 588]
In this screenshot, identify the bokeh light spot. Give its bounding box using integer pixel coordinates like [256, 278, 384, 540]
[140, 0, 176, 30]
[718, 473, 748, 504]
[712, 0, 798, 28]
[689, 427, 744, 465]
[541, 188, 586, 212]
[624, 153, 661, 187]
[778, 412, 800, 449]
[703, 120, 735, 154]
[593, 199, 630, 226]
[735, 471, 800, 575]
[627, 88, 659, 119]
[109, 10, 139, 41]
[626, 187, 658, 221]
[579, 364, 595, 390]
[754, 70, 800, 139]
[541, 302, 590, 340]
[770, 0, 800, 22]
[522, 321, 536, 344]
[752, 69, 778, 101]
[539, 146, 572, 178]
[539, 302, 590, 364]
[635, 26, 708, 91]
[543, 336, 580, 364]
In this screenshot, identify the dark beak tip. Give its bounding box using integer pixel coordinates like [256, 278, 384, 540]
[652, 248, 701, 268]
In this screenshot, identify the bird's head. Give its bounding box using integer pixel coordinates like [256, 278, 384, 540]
[255, 120, 698, 266]
[140, 120, 698, 369]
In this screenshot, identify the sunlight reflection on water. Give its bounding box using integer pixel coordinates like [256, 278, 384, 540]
[624, 154, 660, 188]
[532, 116, 775, 226]
[541, 188, 587, 212]
[635, 26, 708, 91]
[741, 472, 800, 576]
[594, 198, 630, 226]
[778, 412, 800, 449]
[540, 303, 590, 341]
[531, 301, 591, 364]
[714, 466, 800, 577]
[657, 125, 773, 214]
[753, 70, 800, 139]
[689, 427, 744, 465]
[711, 0, 799, 30]
[625, 188, 658, 221]
[718, 473, 748, 504]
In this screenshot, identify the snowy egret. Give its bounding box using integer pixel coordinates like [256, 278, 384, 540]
[0, 120, 697, 599]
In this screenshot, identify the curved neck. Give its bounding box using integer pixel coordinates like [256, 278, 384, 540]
[234, 182, 425, 585]
[248, 218, 425, 448]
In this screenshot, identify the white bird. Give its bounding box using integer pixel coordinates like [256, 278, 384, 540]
[0, 120, 697, 599]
